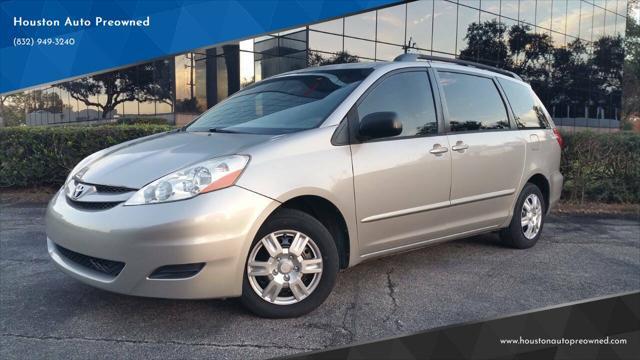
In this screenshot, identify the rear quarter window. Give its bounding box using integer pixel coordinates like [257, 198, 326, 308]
[498, 78, 550, 129]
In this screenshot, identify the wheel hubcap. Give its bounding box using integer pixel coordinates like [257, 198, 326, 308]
[521, 194, 543, 239]
[247, 230, 323, 305]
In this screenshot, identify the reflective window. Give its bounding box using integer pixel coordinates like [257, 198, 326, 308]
[357, 71, 437, 138]
[481, 10, 499, 24]
[279, 27, 306, 38]
[406, 0, 433, 50]
[551, 31, 566, 48]
[501, 0, 519, 20]
[616, 15, 626, 37]
[344, 11, 376, 40]
[376, 42, 403, 61]
[593, 6, 606, 39]
[438, 72, 509, 132]
[537, 0, 553, 29]
[175, 54, 195, 113]
[432, 0, 457, 54]
[551, 0, 567, 33]
[580, 2, 594, 40]
[498, 78, 550, 129]
[480, 0, 500, 14]
[239, 40, 255, 88]
[458, 1, 480, 9]
[194, 55, 208, 111]
[519, 0, 537, 25]
[344, 37, 375, 59]
[604, 11, 617, 36]
[457, 5, 480, 54]
[618, 0, 628, 15]
[309, 31, 343, 54]
[377, 4, 405, 44]
[565, 0, 581, 38]
[310, 18, 343, 34]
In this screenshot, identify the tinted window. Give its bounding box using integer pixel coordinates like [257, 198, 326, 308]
[498, 78, 550, 129]
[357, 71, 437, 138]
[438, 72, 509, 132]
[186, 69, 372, 134]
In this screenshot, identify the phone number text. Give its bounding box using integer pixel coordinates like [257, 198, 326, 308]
[13, 37, 76, 46]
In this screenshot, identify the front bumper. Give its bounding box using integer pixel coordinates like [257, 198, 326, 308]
[45, 186, 278, 299]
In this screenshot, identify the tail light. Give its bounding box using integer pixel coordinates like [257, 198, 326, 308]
[552, 127, 564, 149]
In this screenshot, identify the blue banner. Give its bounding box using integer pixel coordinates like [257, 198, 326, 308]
[0, 0, 400, 93]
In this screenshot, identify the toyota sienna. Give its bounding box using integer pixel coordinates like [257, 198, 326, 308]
[46, 54, 563, 318]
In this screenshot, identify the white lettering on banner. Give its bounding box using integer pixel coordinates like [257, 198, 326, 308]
[13, 17, 60, 27]
[12, 16, 151, 28]
[95, 16, 151, 27]
[64, 17, 92, 27]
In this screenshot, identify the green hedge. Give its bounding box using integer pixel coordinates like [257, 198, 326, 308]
[561, 131, 640, 204]
[0, 125, 173, 187]
[1, 126, 639, 204]
[114, 117, 170, 125]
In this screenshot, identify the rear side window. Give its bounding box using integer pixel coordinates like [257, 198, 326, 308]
[357, 71, 438, 139]
[498, 78, 550, 129]
[438, 71, 510, 132]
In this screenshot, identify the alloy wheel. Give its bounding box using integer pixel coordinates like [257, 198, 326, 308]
[521, 193, 543, 239]
[247, 230, 323, 305]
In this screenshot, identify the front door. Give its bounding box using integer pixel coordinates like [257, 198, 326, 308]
[350, 70, 453, 256]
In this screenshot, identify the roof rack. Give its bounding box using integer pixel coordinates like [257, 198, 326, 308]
[393, 53, 522, 81]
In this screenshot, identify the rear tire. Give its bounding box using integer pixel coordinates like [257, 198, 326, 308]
[240, 208, 339, 318]
[500, 183, 545, 249]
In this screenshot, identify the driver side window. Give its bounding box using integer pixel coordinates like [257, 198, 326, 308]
[357, 71, 438, 139]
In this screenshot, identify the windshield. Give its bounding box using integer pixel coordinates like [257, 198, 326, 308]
[186, 68, 373, 134]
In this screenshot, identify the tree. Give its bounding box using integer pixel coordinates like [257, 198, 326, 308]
[29, 89, 66, 113]
[459, 20, 510, 68]
[56, 59, 173, 119]
[308, 51, 359, 66]
[459, 19, 625, 121]
[590, 35, 625, 119]
[549, 39, 591, 117]
[623, 0, 640, 129]
[0, 93, 28, 126]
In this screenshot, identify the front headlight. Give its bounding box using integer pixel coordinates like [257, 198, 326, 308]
[124, 155, 250, 205]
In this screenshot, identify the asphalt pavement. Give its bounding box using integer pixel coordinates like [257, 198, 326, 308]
[1, 197, 638, 359]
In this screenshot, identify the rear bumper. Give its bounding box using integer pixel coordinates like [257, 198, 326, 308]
[45, 186, 279, 299]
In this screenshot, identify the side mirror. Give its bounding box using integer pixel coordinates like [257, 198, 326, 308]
[358, 112, 402, 140]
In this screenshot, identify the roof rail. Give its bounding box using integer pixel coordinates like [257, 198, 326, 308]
[393, 53, 522, 81]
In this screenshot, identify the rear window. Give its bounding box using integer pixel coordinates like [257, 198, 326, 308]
[498, 78, 550, 129]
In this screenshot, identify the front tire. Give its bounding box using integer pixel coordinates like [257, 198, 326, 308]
[500, 183, 545, 249]
[240, 209, 339, 318]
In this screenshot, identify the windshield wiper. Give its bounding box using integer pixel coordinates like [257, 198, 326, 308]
[208, 127, 241, 133]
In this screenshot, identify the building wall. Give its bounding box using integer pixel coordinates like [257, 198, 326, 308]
[1, 0, 629, 130]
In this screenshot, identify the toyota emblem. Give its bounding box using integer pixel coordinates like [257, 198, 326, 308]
[72, 184, 88, 199]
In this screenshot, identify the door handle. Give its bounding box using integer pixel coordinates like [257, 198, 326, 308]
[429, 144, 449, 155]
[451, 142, 469, 152]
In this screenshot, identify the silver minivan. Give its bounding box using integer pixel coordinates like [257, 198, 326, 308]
[46, 55, 563, 317]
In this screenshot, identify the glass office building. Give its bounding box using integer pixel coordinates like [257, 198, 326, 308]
[1, 0, 629, 130]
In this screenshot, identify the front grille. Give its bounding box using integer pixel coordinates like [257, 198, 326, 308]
[55, 244, 125, 277]
[93, 184, 137, 193]
[67, 198, 122, 210]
